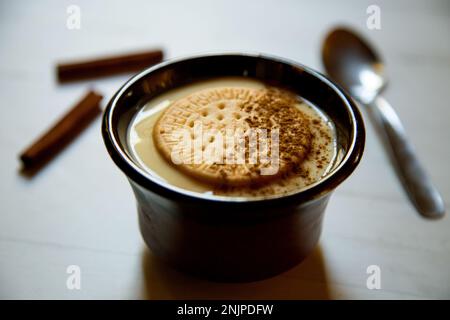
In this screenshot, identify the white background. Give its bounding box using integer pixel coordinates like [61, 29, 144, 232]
[0, 0, 449, 299]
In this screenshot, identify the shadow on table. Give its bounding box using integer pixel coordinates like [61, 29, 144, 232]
[141, 245, 330, 299]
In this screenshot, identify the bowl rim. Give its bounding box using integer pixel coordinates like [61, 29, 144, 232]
[102, 52, 365, 206]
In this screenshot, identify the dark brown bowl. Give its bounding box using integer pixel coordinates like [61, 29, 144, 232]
[102, 53, 365, 282]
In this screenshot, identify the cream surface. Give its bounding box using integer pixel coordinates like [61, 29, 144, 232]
[127, 77, 337, 197]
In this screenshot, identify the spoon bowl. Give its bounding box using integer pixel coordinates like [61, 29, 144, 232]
[322, 28, 386, 104]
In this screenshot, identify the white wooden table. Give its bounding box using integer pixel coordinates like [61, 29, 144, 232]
[1, 0, 449, 299]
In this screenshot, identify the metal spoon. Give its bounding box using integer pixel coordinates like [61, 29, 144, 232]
[322, 27, 445, 219]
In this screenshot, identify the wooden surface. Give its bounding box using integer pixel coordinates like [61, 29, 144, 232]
[0, 0, 449, 299]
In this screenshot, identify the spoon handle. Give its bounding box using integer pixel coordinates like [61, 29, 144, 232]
[370, 96, 445, 219]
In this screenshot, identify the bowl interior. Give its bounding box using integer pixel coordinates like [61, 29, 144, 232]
[104, 53, 364, 202]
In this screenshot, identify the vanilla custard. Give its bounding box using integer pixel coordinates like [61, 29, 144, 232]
[127, 77, 337, 198]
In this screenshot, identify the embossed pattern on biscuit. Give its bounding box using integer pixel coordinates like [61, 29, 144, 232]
[153, 87, 312, 187]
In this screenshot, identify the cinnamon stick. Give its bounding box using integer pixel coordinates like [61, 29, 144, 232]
[57, 49, 163, 83]
[19, 90, 103, 175]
